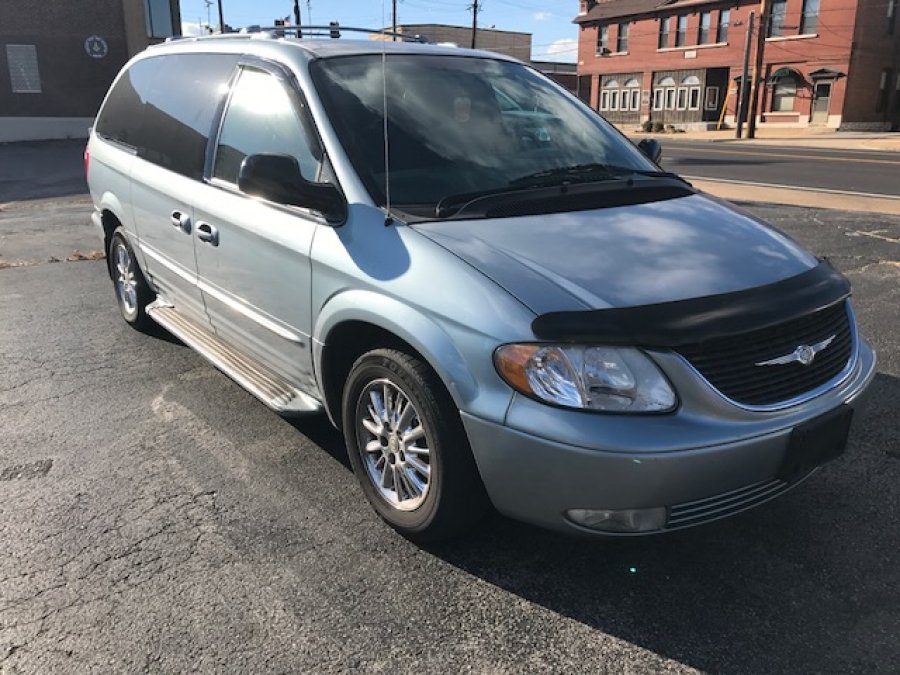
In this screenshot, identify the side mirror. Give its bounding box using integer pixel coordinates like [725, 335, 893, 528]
[237, 153, 346, 224]
[637, 138, 662, 164]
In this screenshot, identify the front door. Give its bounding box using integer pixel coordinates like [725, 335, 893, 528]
[811, 82, 831, 125]
[193, 63, 326, 392]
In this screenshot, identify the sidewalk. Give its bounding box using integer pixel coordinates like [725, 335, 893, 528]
[617, 126, 900, 152]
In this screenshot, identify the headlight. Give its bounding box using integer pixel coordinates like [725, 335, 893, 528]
[494, 344, 677, 413]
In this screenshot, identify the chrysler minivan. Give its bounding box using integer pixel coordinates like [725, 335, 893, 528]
[86, 30, 875, 541]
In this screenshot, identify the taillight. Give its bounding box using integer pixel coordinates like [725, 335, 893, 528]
[84, 145, 90, 177]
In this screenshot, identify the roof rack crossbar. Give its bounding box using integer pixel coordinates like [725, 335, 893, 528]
[233, 25, 427, 43]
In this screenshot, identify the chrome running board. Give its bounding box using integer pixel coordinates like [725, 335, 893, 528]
[146, 300, 323, 416]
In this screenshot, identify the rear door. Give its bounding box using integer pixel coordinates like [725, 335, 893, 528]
[127, 53, 238, 324]
[192, 62, 326, 391]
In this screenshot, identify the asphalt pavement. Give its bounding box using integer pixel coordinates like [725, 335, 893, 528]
[2, 141, 900, 672]
[659, 140, 900, 198]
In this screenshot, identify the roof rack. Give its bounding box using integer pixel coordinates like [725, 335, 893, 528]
[229, 25, 426, 42]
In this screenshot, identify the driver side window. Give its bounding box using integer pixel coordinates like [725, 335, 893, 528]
[213, 66, 322, 185]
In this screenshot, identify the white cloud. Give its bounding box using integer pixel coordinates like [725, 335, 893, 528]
[181, 21, 209, 36]
[534, 38, 578, 63]
[533, 11, 552, 21]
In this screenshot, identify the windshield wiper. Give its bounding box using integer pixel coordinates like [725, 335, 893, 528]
[509, 163, 626, 187]
[435, 186, 532, 218]
[433, 167, 690, 219]
[510, 164, 687, 188]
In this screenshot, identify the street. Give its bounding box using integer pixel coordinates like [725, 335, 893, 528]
[2, 143, 900, 672]
[660, 140, 900, 198]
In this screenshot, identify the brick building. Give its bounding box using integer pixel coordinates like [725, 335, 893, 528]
[371, 24, 577, 92]
[574, 0, 900, 130]
[0, 0, 181, 142]
[371, 24, 533, 61]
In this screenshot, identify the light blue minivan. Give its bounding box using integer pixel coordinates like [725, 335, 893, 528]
[87, 31, 875, 541]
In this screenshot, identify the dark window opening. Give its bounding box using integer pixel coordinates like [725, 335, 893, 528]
[800, 0, 820, 34]
[769, 0, 787, 37]
[717, 9, 730, 42]
[698, 11, 712, 44]
[676, 15, 688, 46]
[659, 17, 671, 49]
[617, 22, 630, 52]
[597, 25, 609, 52]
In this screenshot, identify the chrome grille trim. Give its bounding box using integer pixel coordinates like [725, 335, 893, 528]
[667, 470, 816, 529]
[675, 302, 859, 412]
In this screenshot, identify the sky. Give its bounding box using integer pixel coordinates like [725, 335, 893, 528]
[179, 0, 578, 62]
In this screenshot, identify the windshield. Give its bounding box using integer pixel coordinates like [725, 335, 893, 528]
[310, 55, 657, 213]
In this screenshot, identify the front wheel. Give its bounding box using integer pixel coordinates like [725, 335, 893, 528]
[342, 349, 490, 542]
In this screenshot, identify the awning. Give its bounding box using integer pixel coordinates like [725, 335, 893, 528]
[809, 68, 844, 80]
[766, 67, 805, 85]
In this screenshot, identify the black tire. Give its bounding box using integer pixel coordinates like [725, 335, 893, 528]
[342, 348, 490, 542]
[108, 228, 155, 332]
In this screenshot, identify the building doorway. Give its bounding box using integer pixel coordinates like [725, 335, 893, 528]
[811, 82, 831, 125]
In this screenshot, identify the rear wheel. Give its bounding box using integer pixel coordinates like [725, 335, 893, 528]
[109, 228, 154, 331]
[342, 348, 490, 542]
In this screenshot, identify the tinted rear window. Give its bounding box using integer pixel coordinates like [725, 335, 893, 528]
[96, 53, 238, 179]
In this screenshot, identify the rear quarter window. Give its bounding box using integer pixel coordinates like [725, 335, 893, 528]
[95, 53, 239, 179]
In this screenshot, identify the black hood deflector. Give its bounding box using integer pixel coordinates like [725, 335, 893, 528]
[530, 260, 851, 348]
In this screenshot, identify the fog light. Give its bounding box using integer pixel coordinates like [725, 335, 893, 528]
[567, 507, 667, 533]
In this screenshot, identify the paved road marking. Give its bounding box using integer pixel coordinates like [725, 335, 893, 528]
[667, 145, 900, 165]
[683, 175, 900, 200]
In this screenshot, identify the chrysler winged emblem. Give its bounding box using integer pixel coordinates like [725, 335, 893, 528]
[755, 335, 836, 367]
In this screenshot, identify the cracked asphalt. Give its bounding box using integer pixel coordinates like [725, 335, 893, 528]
[2, 145, 900, 673]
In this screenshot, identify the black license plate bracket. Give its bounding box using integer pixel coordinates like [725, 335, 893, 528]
[778, 405, 854, 482]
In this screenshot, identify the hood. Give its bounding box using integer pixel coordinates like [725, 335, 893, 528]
[413, 193, 818, 314]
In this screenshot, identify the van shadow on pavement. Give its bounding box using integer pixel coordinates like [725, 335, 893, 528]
[295, 371, 900, 673]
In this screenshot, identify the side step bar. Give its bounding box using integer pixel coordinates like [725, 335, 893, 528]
[146, 301, 323, 416]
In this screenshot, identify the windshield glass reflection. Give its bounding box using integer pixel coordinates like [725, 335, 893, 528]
[311, 55, 655, 212]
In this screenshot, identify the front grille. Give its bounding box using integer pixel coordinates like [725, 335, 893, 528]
[667, 472, 814, 529]
[676, 301, 853, 407]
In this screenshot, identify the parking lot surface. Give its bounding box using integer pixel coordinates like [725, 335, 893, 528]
[2, 180, 900, 671]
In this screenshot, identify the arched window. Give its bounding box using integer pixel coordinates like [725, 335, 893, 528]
[623, 78, 641, 111]
[657, 76, 676, 87]
[599, 79, 618, 111]
[682, 75, 702, 110]
[772, 73, 799, 111]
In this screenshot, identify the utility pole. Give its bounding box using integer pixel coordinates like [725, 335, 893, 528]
[293, 0, 302, 36]
[470, 0, 479, 49]
[216, 0, 225, 32]
[392, 0, 398, 40]
[736, 11, 754, 139]
[747, 0, 771, 139]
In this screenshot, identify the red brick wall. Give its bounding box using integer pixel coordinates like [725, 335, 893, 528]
[575, 0, 883, 126]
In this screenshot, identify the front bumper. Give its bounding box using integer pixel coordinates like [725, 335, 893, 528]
[463, 338, 876, 535]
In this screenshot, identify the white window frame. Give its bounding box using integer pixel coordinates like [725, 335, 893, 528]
[653, 88, 664, 110]
[688, 86, 701, 110]
[676, 87, 688, 110]
[610, 89, 620, 111]
[600, 90, 609, 111]
[665, 87, 676, 110]
[630, 88, 641, 111]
